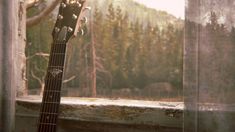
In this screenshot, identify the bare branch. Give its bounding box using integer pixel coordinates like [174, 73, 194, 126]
[26, 0, 61, 27]
[26, 52, 49, 60]
[35, 52, 50, 58]
[95, 61, 105, 70]
[26, 0, 43, 9]
[63, 76, 77, 83]
[31, 70, 43, 84]
[34, 64, 46, 75]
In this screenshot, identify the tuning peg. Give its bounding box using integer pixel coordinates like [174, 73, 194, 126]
[81, 17, 88, 24]
[72, 14, 78, 20]
[83, 7, 91, 11]
[58, 15, 63, 20]
[55, 27, 60, 33]
[68, 27, 73, 33]
[76, 2, 82, 7]
[61, 2, 66, 8]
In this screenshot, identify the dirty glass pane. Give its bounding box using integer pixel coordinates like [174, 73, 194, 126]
[26, 0, 185, 101]
[184, 0, 235, 131]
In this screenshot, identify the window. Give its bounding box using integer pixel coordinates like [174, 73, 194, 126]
[14, 0, 235, 132]
[25, 0, 184, 102]
[16, 0, 185, 131]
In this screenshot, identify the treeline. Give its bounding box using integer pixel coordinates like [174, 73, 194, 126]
[26, 4, 184, 97]
[186, 12, 235, 103]
[64, 4, 184, 93]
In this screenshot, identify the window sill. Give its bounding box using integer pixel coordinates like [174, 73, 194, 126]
[16, 96, 183, 128]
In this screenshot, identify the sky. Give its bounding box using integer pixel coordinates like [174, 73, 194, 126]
[133, 0, 185, 19]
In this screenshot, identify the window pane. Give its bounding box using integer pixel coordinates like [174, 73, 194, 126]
[26, 0, 184, 102]
[184, 0, 235, 131]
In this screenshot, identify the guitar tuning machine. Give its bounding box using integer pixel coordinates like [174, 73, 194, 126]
[83, 7, 91, 11]
[61, 2, 66, 8]
[81, 17, 88, 24]
[68, 27, 73, 33]
[76, 1, 82, 7]
[55, 27, 60, 33]
[72, 14, 78, 20]
[58, 15, 64, 20]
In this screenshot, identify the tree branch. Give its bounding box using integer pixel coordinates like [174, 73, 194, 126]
[26, 0, 61, 27]
[26, 52, 49, 60]
[31, 70, 43, 84]
[63, 76, 77, 83]
[26, 0, 43, 9]
[34, 64, 46, 75]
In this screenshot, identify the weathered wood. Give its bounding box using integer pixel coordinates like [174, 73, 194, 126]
[16, 96, 183, 129]
[17, 0, 28, 96]
[0, 0, 18, 131]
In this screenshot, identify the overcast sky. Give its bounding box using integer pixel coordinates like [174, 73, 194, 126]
[133, 0, 185, 19]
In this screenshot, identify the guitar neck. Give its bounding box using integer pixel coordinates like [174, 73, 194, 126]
[37, 40, 67, 132]
[37, 0, 86, 131]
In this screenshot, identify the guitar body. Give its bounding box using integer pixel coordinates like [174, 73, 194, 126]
[37, 1, 86, 131]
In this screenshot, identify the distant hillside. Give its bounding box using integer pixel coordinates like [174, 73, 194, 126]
[87, 0, 184, 29]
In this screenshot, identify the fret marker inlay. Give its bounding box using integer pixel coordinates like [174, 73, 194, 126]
[49, 69, 63, 77]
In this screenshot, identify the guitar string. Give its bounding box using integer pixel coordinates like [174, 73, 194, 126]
[47, 2, 70, 130]
[40, 1, 84, 131]
[43, 40, 59, 132]
[46, 40, 63, 131]
[48, 40, 59, 132]
[39, 41, 53, 132]
[39, 39, 57, 132]
[51, 40, 61, 131]
[44, 37, 59, 132]
[51, 4, 72, 132]
[38, 3, 65, 131]
[51, 40, 65, 132]
[48, 40, 66, 131]
[48, 1, 71, 130]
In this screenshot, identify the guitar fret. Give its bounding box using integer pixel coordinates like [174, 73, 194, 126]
[49, 53, 66, 66]
[48, 66, 64, 68]
[53, 42, 66, 45]
[44, 102, 60, 104]
[41, 103, 60, 113]
[44, 90, 61, 93]
[40, 112, 58, 115]
[51, 41, 66, 54]
[39, 123, 56, 125]
[48, 65, 64, 68]
[45, 78, 63, 81]
[51, 53, 65, 55]
[40, 113, 58, 124]
[43, 90, 61, 103]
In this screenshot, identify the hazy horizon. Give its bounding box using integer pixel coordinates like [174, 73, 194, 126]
[133, 0, 185, 19]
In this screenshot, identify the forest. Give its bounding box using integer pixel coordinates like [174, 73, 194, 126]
[25, 0, 235, 102]
[26, 1, 184, 100]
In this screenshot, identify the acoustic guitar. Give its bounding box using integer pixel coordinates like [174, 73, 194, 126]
[37, 0, 86, 131]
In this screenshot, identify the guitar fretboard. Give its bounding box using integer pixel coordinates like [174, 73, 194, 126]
[37, 41, 67, 132]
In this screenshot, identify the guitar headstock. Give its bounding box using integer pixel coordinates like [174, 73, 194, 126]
[52, 0, 87, 42]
